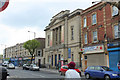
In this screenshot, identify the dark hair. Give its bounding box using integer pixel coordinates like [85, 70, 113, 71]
[68, 61, 76, 69]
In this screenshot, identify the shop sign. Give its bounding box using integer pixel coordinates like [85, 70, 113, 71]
[19, 58, 22, 60]
[23, 57, 29, 60]
[84, 45, 104, 54]
[108, 42, 120, 47]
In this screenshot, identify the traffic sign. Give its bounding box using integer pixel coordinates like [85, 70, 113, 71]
[0, 0, 9, 12]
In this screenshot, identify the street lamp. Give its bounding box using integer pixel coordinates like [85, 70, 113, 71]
[28, 31, 36, 39]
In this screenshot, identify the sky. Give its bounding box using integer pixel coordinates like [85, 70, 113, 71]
[0, 0, 100, 55]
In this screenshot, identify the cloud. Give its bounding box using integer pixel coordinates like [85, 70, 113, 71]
[0, 24, 45, 54]
[0, 0, 97, 55]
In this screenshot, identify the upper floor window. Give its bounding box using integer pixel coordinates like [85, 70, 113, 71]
[112, 6, 119, 17]
[93, 31, 98, 43]
[48, 35, 50, 46]
[71, 26, 74, 40]
[114, 25, 120, 39]
[84, 33, 87, 44]
[84, 17, 87, 27]
[38, 50, 42, 57]
[92, 14, 97, 25]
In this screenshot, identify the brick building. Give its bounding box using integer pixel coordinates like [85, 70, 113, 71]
[81, 2, 120, 71]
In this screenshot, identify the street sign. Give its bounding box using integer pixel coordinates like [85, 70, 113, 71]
[0, 0, 9, 12]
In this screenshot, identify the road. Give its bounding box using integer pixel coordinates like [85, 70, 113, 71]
[7, 67, 64, 79]
[6, 67, 95, 80]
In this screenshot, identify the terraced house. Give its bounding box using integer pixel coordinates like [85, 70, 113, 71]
[81, 2, 120, 71]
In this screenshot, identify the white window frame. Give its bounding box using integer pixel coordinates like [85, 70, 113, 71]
[114, 24, 120, 39]
[92, 14, 97, 25]
[84, 17, 87, 27]
[112, 6, 119, 17]
[84, 33, 87, 44]
[93, 31, 98, 43]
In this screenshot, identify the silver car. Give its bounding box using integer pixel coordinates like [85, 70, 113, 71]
[7, 63, 15, 69]
[29, 64, 39, 71]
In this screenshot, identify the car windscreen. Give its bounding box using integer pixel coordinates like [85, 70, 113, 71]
[9, 64, 14, 66]
[102, 66, 113, 71]
[33, 65, 37, 67]
[62, 66, 68, 69]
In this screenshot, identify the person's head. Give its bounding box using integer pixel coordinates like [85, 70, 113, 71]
[68, 61, 76, 69]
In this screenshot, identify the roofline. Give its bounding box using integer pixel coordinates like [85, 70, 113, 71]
[81, 2, 105, 15]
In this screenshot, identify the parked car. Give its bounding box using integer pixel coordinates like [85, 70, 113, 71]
[59, 65, 81, 76]
[0, 66, 9, 80]
[29, 64, 39, 71]
[7, 63, 15, 69]
[84, 66, 120, 80]
[23, 64, 30, 70]
[2, 61, 9, 67]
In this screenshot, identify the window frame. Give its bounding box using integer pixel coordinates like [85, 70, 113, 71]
[71, 26, 74, 40]
[93, 30, 98, 43]
[114, 24, 120, 39]
[83, 17, 87, 28]
[92, 13, 97, 25]
[84, 33, 88, 44]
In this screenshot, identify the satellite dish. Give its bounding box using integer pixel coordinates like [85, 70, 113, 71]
[0, 0, 9, 12]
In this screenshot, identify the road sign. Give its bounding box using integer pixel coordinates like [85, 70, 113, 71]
[0, 0, 9, 12]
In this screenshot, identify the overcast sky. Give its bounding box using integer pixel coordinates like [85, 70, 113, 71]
[0, 0, 100, 55]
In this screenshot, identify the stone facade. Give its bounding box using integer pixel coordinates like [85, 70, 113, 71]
[44, 9, 83, 68]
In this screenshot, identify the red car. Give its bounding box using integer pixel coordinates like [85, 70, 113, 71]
[59, 65, 81, 76]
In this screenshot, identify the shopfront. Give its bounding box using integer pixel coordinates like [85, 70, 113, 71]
[83, 44, 107, 70]
[108, 42, 120, 72]
[10, 58, 18, 66]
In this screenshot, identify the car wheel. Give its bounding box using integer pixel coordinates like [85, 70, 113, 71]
[59, 72, 62, 75]
[85, 73, 90, 79]
[104, 75, 110, 80]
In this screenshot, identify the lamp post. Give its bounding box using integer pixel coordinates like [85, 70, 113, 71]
[28, 31, 36, 39]
[27, 31, 36, 64]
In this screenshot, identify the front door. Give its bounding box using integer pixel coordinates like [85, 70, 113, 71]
[38, 59, 41, 68]
[109, 51, 120, 72]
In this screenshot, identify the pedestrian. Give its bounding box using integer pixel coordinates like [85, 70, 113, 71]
[117, 61, 120, 70]
[65, 61, 81, 78]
